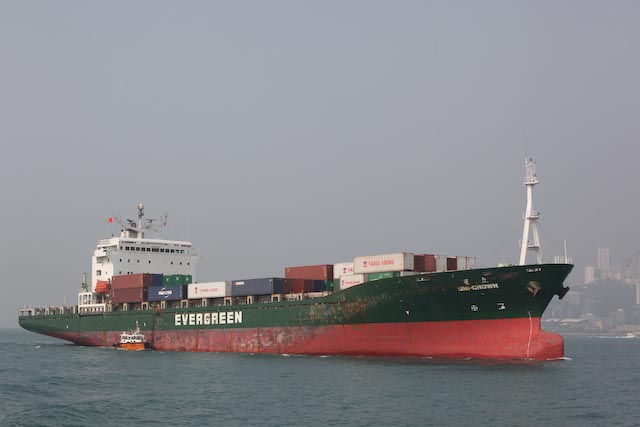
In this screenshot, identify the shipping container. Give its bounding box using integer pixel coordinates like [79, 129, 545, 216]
[112, 273, 155, 290]
[148, 285, 187, 302]
[447, 257, 457, 271]
[326, 280, 337, 293]
[333, 262, 354, 279]
[283, 279, 305, 294]
[435, 255, 447, 272]
[424, 254, 436, 272]
[111, 287, 148, 303]
[231, 278, 285, 297]
[188, 281, 230, 299]
[366, 271, 401, 281]
[285, 264, 333, 281]
[283, 279, 326, 294]
[151, 274, 164, 287]
[414, 254, 437, 272]
[456, 256, 468, 270]
[163, 274, 193, 286]
[339, 274, 366, 290]
[466, 257, 477, 269]
[353, 253, 414, 274]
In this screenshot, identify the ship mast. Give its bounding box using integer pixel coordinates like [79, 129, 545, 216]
[116, 203, 167, 239]
[519, 158, 543, 265]
[137, 203, 145, 238]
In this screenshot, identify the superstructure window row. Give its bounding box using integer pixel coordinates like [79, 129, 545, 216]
[121, 246, 186, 254]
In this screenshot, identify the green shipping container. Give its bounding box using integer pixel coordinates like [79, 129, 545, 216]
[366, 272, 401, 281]
[324, 280, 335, 292]
[162, 275, 193, 286]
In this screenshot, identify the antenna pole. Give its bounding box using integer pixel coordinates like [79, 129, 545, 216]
[137, 203, 145, 239]
[519, 158, 543, 265]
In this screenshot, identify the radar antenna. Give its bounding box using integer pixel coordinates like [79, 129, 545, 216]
[113, 204, 169, 239]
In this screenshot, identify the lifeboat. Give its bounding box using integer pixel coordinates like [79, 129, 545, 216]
[95, 280, 110, 294]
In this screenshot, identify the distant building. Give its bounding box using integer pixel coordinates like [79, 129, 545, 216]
[597, 247, 611, 278]
[584, 266, 597, 285]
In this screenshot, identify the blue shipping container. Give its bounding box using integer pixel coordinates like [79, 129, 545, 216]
[148, 285, 187, 301]
[231, 278, 284, 296]
[151, 274, 164, 287]
[311, 280, 326, 292]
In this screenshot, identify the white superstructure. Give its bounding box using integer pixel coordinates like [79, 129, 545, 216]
[91, 204, 199, 290]
[79, 204, 200, 315]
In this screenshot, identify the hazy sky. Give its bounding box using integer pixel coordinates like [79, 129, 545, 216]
[1, 1, 638, 327]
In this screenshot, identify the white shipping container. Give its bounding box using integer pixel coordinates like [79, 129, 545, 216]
[457, 256, 468, 270]
[333, 262, 354, 279]
[353, 253, 414, 274]
[466, 257, 477, 269]
[340, 274, 366, 290]
[435, 255, 447, 272]
[188, 281, 228, 299]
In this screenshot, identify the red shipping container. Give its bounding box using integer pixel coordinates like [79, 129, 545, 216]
[283, 279, 324, 294]
[111, 287, 148, 303]
[285, 264, 333, 281]
[284, 279, 306, 294]
[112, 273, 155, 290]
[415, 254, 437, 272]
[447, 257, 457, 271]
[424, 254, 436, 272]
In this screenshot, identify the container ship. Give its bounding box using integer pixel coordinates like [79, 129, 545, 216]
[19, 159, 572, 360]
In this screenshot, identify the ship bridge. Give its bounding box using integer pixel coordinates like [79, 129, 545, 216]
[91, 204, 200, 291]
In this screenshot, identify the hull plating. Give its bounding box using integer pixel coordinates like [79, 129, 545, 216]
[41, 317, 561, 359]
[19, 264, 572, 360]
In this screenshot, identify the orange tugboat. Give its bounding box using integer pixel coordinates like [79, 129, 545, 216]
[113, 321, 148, 351]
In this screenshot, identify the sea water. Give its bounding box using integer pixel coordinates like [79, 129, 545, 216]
[1, 329, 638, 427]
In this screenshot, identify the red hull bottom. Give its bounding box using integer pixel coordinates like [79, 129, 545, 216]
[49, 317, 563, 360]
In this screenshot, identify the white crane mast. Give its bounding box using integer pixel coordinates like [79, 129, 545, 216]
[519, 158, 543, 265]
